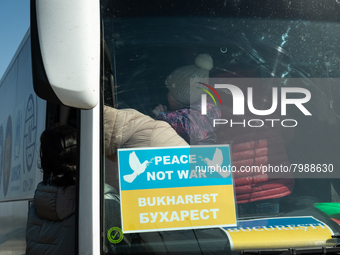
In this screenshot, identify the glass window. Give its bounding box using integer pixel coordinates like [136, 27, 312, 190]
[101, 0, 340, 253]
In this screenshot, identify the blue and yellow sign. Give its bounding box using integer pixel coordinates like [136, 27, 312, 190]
[118, 145, 236, 233]
[222, 216, 335, 250]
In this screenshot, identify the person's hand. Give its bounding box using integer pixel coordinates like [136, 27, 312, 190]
[152, 104, 167, 118]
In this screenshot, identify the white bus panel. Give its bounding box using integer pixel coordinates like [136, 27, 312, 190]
[0, 29, 46, 254]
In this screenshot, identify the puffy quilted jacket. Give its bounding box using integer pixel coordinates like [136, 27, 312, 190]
[104, 105, 188, 156]
[216, 84, 294, 204]
[26, 182, 121, 255]
[156, 97, 221, 145]
[26, 183, 76, 255]
[231, 132, 294, 204]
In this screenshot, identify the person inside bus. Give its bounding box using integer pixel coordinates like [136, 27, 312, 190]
[26, 124, 121, 255]
[151, 52, 294, 215]
[151, 53, 221, 145]
[104, 104, 188, 161]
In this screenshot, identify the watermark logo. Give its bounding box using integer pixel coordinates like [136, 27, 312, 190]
[201, 84, 311, 116]
[197, 82, 222, 115]
[107, 227, 124, 244]
[198, 79, 312, 128]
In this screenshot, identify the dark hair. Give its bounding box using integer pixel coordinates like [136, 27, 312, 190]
[39, 125, 77, 186]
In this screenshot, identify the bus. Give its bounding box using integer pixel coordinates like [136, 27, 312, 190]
[2, 0, 340, 254]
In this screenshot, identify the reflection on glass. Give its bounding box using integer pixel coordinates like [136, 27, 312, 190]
[101, 0, 340, 253]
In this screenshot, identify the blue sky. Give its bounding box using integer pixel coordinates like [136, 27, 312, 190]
[0, 1, 30, 80]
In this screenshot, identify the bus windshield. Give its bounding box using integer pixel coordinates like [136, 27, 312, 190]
[101, 0, 340, 253]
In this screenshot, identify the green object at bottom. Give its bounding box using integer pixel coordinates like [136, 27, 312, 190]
[107, 227, 124, 244]
[314, 203, 340, 218]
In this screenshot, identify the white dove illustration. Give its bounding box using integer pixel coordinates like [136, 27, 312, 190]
[123, 151, 149, 183]
[203, 148, 230, 178]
